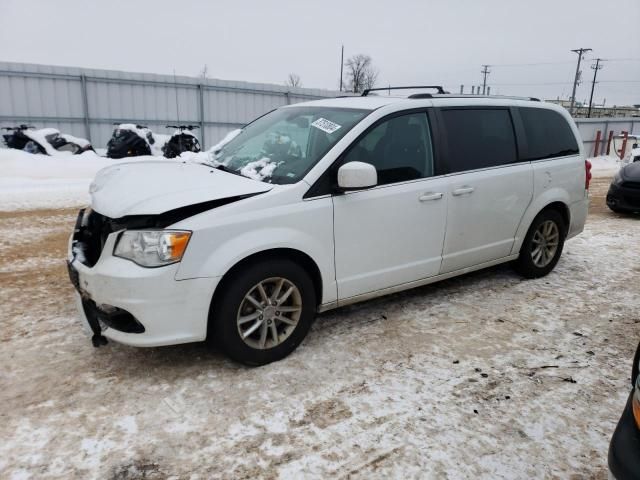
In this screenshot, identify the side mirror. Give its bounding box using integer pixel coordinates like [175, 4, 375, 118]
[337, 161, 377, 191]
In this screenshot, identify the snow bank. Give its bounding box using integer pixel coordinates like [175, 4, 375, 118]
[587, 155, 622, 178]
[0, 149, 136, 211]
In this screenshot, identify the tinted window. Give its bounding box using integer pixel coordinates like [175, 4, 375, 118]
[342, 112, 434, 185]
[441, 109, 517, 173]
[520, 107, 579, 160]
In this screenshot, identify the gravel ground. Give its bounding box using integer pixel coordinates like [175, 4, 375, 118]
[1, 177, 639, 479]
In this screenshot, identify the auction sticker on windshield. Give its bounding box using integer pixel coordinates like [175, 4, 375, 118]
[311, 118, 342, 134]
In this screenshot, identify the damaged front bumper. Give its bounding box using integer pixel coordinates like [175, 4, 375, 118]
[68, 209, 219, 348]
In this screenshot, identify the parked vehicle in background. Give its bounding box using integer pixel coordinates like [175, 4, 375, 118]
[106, 124, 158, 158]
[630, 142, 640, 163]
[608, 341, 640, 480]
[162, 125, 201, 158]
[2, 125, 93, 155]
[68, 88, 589, 365]
[607, 161, 640, 213]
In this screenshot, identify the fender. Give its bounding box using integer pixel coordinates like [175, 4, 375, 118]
[510, 187, 570, 255]
[174, 196, 337, 305]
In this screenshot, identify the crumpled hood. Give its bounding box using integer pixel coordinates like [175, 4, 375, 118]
[621, 160, 640, 181]
[90, 160, 272, 218]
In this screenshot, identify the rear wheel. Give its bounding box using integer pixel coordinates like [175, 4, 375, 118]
[210, 259, 316, 366]
[514, 209, 566, 279]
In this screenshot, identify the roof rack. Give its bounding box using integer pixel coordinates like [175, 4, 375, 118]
[362, 85, 448, 97]
[411, 94, 541, 102]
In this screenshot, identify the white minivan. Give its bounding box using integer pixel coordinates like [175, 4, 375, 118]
[68, 88, 590, 365]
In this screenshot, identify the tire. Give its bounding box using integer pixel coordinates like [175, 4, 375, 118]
[513, 209, 566, 279]
[608, 205, 625, 214]
[209, 258, 316, 366]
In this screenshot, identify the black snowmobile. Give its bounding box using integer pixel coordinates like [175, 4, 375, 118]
[106, 124, 155, 158]
[162, 125, 201, 158]
[2, 125, 93, 155]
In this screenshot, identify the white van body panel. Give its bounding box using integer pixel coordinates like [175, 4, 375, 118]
[441, 162, 533, 273]
[333, 175, 449, 299]
[173, 183, 338, 305]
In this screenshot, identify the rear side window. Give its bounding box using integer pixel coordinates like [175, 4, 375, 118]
[519, 107, 579, 160]
[441, 109, 517, 173]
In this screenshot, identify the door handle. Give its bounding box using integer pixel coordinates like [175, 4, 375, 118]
[452, 186, 475, 196]
[419, 192, 443, 202]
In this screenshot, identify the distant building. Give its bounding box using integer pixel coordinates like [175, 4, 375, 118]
[546, 98, 640, 118]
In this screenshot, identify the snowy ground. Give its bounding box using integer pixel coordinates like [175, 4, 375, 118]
[1, 177, 639, 479]
[588, 155, 626, 178]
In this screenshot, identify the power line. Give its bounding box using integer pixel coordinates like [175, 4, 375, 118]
[490, 61, 575, 67]
[481, 65, 491, 94]
[587, 58, 604, 118]
[569, 48, 592, 114]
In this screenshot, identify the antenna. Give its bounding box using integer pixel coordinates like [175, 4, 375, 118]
[173, 69, 180, 124]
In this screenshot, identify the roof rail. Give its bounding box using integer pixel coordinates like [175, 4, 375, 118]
[419, 94, 541, 102]
[362, 85, 448, 97]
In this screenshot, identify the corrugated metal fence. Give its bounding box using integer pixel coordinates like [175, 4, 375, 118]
[573, 118, 638, 157]
[1, 62, 637, 154]
[0, 62, 339, 149]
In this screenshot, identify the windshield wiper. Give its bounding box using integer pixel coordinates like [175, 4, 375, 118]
[213, 163, 245, 178]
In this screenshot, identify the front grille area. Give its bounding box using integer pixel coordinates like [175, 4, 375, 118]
[71, 209, 120, 267]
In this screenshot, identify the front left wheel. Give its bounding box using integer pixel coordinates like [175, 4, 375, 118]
[210, 258, 316, 366]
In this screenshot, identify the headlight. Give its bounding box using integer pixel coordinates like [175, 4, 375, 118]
[114, 230, 191, 267]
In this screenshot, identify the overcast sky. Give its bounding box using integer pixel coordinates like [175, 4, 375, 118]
[1, 0, 638, 105]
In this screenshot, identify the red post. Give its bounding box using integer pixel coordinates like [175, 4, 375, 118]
[606, 130, 614, 155]
[619, 131, 629, 159]
[593, 130, 601, 157]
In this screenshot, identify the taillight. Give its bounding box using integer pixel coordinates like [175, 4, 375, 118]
[585, 160, 592, 190]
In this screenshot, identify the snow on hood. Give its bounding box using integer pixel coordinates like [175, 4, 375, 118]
[89, 159, 272, 218]
[60, 133, 91, 148]
[23, 128, 66, 156]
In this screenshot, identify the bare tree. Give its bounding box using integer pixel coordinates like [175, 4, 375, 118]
[343, 54, 379, 93]
[285, 73, 302, 88]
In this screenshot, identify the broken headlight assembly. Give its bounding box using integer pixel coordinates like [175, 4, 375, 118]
[114, 230, 191, 267]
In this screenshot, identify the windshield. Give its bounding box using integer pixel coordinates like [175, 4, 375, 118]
[214, 106, 369, 184]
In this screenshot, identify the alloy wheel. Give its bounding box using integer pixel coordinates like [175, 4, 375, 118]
[236, 277, 302, 350]
[530, 220, 560, 268]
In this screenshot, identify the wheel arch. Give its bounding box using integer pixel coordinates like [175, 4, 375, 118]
[512, 193, 571, 255]
[541, 201, 570, 235]
[208, 248, 324, 333]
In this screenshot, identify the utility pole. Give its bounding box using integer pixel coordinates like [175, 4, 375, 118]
[587, 58, 604, 118]
[569, 48, 592, 115]
[339, 45, 344, 92]
[481, 65, 491, 95]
